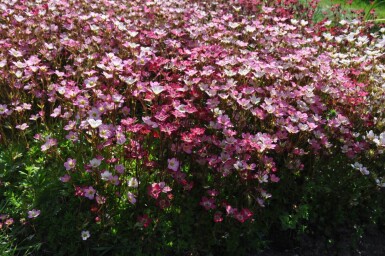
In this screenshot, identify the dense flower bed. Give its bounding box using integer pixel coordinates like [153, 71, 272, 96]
[0, 0, 385, 254]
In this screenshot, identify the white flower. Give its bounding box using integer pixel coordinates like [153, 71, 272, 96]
[228, 22, 240, 29]
[324, 20, 332, 26]
[87, 119, 102, 128]
[0, 59, 6, 68]
[101, 170, 113, 181]
[290, 19, 298, 25]
[376, 178, 385, 188]
[245, 25, 256, 33]
[89, 158, 101, 168]
[128, 31, 138, 37]
[351, 162, 370, 175]
[150, 82, 165, 95]
[300, 20, 308, 26]
[127, 177, 139, 188]
[373, 132, 385, 147]
[366, 130, 376, 141]
[323, 33, 334, 41]
[81, 230, 90, 241]
[9, 49, 22, 57]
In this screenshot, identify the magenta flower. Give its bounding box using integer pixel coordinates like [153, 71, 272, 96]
[200, 196, 216, 210]
[148, 183, 162, 199]
[213, 211, 223, 223]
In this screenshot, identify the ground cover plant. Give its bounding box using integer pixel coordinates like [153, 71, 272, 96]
[0, 0, 385, 255]
[317, 0, 385, 20]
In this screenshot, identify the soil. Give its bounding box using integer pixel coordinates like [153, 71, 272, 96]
[256, 225, 385, 256]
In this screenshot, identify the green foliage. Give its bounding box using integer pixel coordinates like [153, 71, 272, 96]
[262, 152, 385, 250]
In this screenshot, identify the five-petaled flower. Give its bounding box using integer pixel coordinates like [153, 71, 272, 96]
[28, 209, 41, 219]
[200, 196, 216, 210]
[64, 158, 76, 170]
[81, 230, 90, 240]
[84, 186, 96, 200]
[167, 158, 179, 172]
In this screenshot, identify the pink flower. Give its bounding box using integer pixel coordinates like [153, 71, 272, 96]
[234, 211, 246, 223]
[214, 211, 223, 222]
[150, 81, 165, 95]
[0, 104, 9, 115]
[16, 123, 29, 130]
[5, 218, 14, 226]
[64, 158, 76, 170]
[137, 214, 151, 228]
[148, 183, 161, 199]
[65, 131, 79, 142]
[147, 182, 171, 199]
[41, 138, 57, 152]
[88, 108, 101, 119]
[116, 131, 126, 145]
[167, 158, 179, 172]
[50, 106, 61, 118]
[110, 175, 120, 185]
[59, 174, 71, 182]
[270, 174, 280, 183]
[158, 182, 172, 193]
[207, 189, 219, 197]
[99, 124, 113, 139]
[200, 196, 216, 210]
[84, 77, 98, 88]
[233, 208, 253, 223]
[127, 192, 136, 204]
[241, 208, 253, 219]
[115, 164, 125, 174]
[84, 186, 96, 200]
[28, 209, 41, 219]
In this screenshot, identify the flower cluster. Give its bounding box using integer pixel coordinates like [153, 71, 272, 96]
[0, 0, 385, 235]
